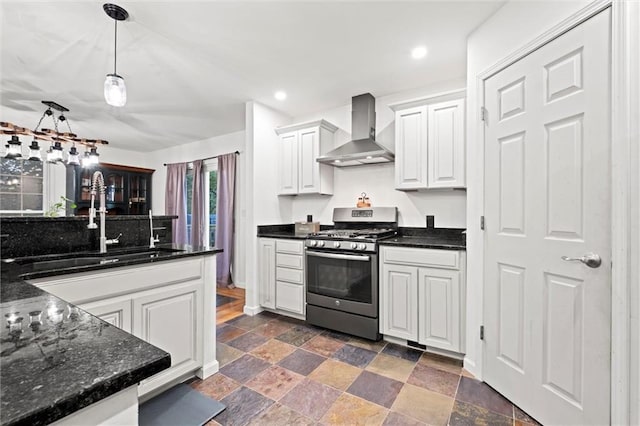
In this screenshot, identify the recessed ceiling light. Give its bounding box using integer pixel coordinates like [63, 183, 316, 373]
[334, 159, 341, 163]
[411, 46, 427, 60]
[274, 91, 287, 101]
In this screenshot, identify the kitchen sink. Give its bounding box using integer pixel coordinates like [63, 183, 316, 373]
[4, 247, 186, 270]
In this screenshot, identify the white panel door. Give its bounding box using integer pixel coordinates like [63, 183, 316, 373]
[395, 106, 428, 190]
[418, 267, 461, 352]
[258, 238, 276, 309]
[278, 131, 298, 195]
[298, 127, 320, 194]
[133, 281, 202, 371]
[427, 99, 465, 188]
[484, 9, 611, 425]
[380, 264, 418, 340]
[81, 297, 132, 333]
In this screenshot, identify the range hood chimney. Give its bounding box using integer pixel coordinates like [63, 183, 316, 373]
[317, 93, 394, 167]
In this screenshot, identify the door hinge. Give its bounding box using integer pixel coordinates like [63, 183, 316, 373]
[480, 216, 485, 230]
[480, 106, 486, 122]
[480, 325, 485, 340]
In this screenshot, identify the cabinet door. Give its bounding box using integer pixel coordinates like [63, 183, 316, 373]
[80, 297, 132, 333]
[418, 267, 461, 352]
[395, 106, 428, 190]
[278, 131, 298, 195]
[380, 264, 418, 340]
[298, 127, 320, 194]
[427, 99, 465, 188]
[133, 282, 202, 382]
[275, 281, 305, 315]
[258, 239, 276, 309]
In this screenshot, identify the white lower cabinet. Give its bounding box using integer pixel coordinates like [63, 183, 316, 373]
[380, 264, 418, 341]
[27, 255, 218, 397]
[258, 238, 305, 318]
[380, 246, 465, 354]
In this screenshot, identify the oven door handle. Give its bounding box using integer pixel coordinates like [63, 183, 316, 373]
[306, 251, 371, 262]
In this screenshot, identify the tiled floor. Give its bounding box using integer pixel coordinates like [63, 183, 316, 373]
[190, 312, 541, 426]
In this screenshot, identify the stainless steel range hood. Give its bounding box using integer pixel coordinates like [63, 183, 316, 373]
[317, 93, 394, 167]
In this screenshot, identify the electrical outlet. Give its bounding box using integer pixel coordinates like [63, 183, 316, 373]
[426, 215, 435, 229]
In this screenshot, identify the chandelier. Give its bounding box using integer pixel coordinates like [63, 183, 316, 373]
[1, 100, 108, 166]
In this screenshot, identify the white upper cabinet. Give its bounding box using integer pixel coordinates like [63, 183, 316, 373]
[389, 90, 466, 190]
[275, 119, 338, 195]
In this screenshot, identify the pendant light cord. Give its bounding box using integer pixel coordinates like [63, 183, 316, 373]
[113, 20, 118, 75]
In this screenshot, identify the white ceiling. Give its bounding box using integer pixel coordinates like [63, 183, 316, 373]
[0, 1, 504, 152]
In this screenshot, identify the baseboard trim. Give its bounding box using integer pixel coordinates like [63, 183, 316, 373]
[243, 305, 263, 316]
[196, 360, 219, 380]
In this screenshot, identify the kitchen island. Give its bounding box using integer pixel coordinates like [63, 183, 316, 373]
[0, 244, 221, 426]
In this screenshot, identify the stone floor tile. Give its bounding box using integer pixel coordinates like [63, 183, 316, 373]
[381, 343, 423, 362]
[277, 348, 326, 376]
[245, 365, 304, 400]
[219, 354, 271, 384]
[417, 351, 463, 375]
[366, 353, 415, 382]
[253, 320, 294, 339]
[382, 411, 425, 426]
[250, 339, 297, 364]
[217, 325, 247, 343]
[346, 370, 403, 408]
[461, 368, 476, 379]
[247, 403, 315, 426]
[449, 400, 513, 426]
[391, 383, 454, 425]
[256, 311, 280, 319]
[302, 334, 345, 357]
[331, 344, 377, 368]
[321, 392, 388, 426]
[227, 331, 269, 352]
[214, 386, 274, 426]
[407, 363, 460, 397]
[279, 378, 342, 420]
[227, 314, 271, 331]
[190, 373, 240, 401]
[455, 376, 513, 417]
[308, 358, 362, 391]
[216, 343, 244, 367]
[276, 326, 318, 347]
[348, 336, 388, 353]
[515, 405, 541, 425]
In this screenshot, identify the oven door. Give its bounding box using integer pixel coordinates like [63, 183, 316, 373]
[305, 249, 378, 318]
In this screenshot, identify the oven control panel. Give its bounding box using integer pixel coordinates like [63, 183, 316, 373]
[305, 239, 376, 252]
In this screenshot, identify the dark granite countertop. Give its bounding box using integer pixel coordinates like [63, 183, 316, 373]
[257, 231, 308, 240]
[379, 227, 466, 250]
[0, 243, 221, 426]
[257, 224, 325, 240]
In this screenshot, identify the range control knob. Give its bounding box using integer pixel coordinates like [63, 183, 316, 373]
[334, 242, 341, 248]
[350, 242, 358, 249]
[309, 240, 317, 247]
[318, 241, 325, 247]
[358, 243, 367, 251]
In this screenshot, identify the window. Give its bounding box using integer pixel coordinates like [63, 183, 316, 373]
[0, 158, 44, 215]
[185, 160, 217, 247]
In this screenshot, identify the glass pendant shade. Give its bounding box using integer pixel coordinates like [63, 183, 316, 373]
[89, 147, 100, 164]
[104, 74, 126, 107]
[81, 151, 93, 167]
[46, 142, 64, 163]
[67, 146, 80, 165]
[28, 140, 42, 161]
[5, 136, 22, 159]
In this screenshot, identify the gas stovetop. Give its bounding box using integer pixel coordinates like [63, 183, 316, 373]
[308, 228, 396, 241]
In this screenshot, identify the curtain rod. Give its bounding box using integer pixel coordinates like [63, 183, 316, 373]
[163, 150, 240, 166]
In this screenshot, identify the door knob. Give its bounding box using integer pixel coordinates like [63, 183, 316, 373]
[561, 252, 602, 268]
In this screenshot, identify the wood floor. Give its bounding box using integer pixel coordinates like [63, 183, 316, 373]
[216, 286, 245, 324]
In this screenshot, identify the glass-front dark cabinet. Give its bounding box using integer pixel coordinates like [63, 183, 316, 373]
[67, 163, 154, 216]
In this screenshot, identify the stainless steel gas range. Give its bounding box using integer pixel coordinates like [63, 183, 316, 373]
[305, 207, 397, 341]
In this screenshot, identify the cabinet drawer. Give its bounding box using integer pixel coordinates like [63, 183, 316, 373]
[276, 281, 305, 315]
[276, 240, 304, 255]
[276, 267, 304, 284]
[276, 253, 303, 269]
[382, 246, 459, 269]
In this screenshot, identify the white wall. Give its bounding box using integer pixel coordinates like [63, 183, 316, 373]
[145, 131, 246, 286]
[243, 101, 292, 311]
[289, 79, 467, 228]
[464, 0, 594, 379]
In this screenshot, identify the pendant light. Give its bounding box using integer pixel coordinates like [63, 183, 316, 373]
[103, 4, 129, 107]
[67, 145, 80, 165]
[4, 135, 22, 159]
[28, 140, 42, 161]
